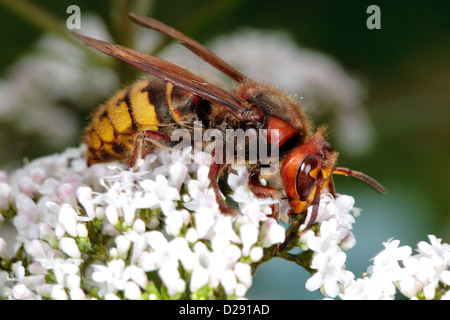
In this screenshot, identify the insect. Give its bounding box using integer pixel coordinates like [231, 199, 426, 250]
[74, 13, 386, 230]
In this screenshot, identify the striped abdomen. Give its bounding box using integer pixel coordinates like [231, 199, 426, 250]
[84, 76, 210, 165]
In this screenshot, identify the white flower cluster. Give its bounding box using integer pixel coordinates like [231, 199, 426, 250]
[299, 193, 359, 298]
[0, 146, 287, 299]
[341, 236, 450, 300]
[297, 194, 450, 300]
[0, 146, 448, 300]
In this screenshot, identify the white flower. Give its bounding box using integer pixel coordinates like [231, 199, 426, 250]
[185, 173, 217, 212]
[190, 265, 210, 292]
[229, 173, 276, 222]
[239, 223, 259, 257]
[185, 228, 198, 243]
[138, 175, 180, 216]
[0, 237, 10, 259]
[70, 287, 86, 300]
[220, 269, 237, 296]
[24, 239, 47, 261]
[330, 195, 356, 231]
[168, 160, 189, 191]
[223, 244, 242, 268]
[301, 194, 358, 254]
[0, 182, 12, 210]
[249, 246, 264, 262]
[168, 237, 196, 272]
[92, 259, 127, 295]
[66, 273, 81, 290]
[340, 277, 394, 300]
[105, 204, 119, 226]
[371, 239, 412, 283]
[306, 251, 354, 298]
[158, 263, 186, 296]
[441, 270, 450, 286]
[260, 218, 285, 247]
[417, 235, 450, 263]
[13, 194, 40, 239]
[12, 284, 37, 300]
[397, 273, 423, 299]
[51, 285, 69, 300]
[210, 215, 241, 252]
[123, 265, 148, 289]
[58, 183, 77, 208]
[234, 262, 252, 288]
[76, 187, 95, 219]
[52, 260, 81, 288]
[165, 209, 190, 237]
[194, 207, 216, 239]
[307, 219, 342, 257]
[132, 219, 146, 233]
[59, 238, 81, 259]
[58, 204, 78, 238]
[76, 223, 88, 238]
[124, 281, 142, 300]
[340, 233, 357, 251]
[115, 235, 131, 258]
[398, 255, 441, 299]
[373, 239, 412, 266]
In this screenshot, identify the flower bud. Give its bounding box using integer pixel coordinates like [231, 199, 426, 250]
[59, 238, 81, 259]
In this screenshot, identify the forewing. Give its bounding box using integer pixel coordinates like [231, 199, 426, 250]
[73, 33, 249, 118]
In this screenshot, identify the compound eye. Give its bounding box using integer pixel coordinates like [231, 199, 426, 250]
[296, 155, 319, 201]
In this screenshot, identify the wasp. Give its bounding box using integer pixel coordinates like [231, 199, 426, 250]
[74, 13, 386, 229]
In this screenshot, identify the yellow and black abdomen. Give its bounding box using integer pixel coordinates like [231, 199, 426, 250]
[84, 76, 208, 165]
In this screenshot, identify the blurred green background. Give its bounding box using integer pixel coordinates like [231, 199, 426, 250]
[0, 0, 449, 299]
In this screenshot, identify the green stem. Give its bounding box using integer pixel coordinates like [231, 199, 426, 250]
[251, 219, 314, 275]
[110, 0, 154, 47]
[278, 219, 302, 252]
[281, 250, 315, 274]
[109, 0, 155, 82]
